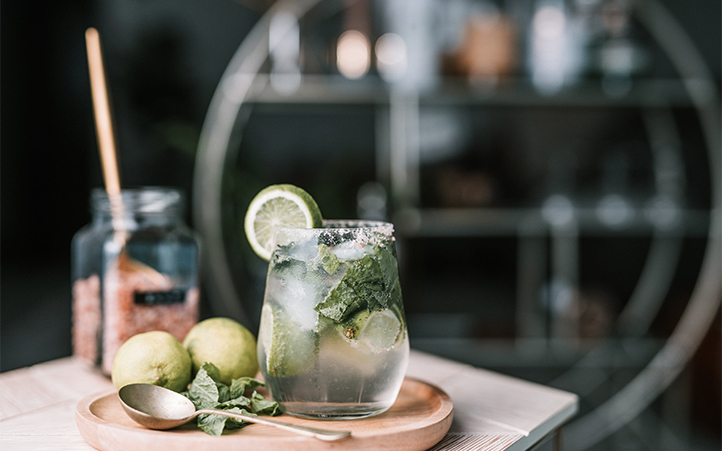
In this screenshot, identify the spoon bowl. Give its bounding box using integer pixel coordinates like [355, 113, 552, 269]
[118, 384, 350, 441]
[118, 383, 196, 430]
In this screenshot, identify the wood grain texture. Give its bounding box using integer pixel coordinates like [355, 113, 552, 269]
[75, 378, 453, 451]
[406, 350, 579, 447]
[429, 433, 525, 451]
[0, 358, 112, 421]
[0, 351, 579, 450]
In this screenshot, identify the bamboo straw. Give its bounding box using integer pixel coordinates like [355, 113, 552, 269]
[85, 28, 165, 283]
[85, 27, 125, 226]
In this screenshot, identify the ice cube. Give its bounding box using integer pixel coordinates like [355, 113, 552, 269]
[358, 309, 402, 353]
[285, 238, 318, 261]
[275, 277, 319, 331]
[328, 243, 370, 261]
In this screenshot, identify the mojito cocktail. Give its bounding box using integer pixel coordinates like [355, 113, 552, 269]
[257, 220, 409, 419]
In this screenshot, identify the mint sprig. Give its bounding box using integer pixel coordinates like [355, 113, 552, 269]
[187, 364, 220, 409]
[181, 362, 281, 436]
[314, 240, 401, 323]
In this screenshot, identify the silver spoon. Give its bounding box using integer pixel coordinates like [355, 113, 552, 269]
[118, 383, 351, 441]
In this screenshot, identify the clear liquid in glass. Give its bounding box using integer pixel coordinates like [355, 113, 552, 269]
[257, 221, 409, 419]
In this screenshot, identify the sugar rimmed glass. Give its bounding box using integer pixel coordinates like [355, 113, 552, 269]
[257, 220, 409, 419]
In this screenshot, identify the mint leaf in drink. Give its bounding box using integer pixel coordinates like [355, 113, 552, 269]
[315, 242, 399, 322]
[317, 243, 340, 274]
[315, 279, 362, 321]
[250, 391, 281, 416]
[377, 242, 400, 295]
[188, 363, 221, 409]
[389, 279, 404, 312]
[348, 255, 388, 311]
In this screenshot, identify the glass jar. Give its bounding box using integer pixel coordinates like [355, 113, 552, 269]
[72, 187, 200, 375]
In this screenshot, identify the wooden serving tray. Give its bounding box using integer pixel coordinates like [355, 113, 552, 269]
[76, 378, 453, 451]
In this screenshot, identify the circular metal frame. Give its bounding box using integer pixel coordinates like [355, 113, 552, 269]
[194, 0, 721, 448]
[193, 0, 323, 326]
[563, 0, 721, 447]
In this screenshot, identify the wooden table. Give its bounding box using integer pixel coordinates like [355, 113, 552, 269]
[0, 350, 577, 450]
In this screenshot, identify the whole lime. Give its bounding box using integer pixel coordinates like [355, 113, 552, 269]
[111, 331, 191, 392]
[183, 317, 259, 385]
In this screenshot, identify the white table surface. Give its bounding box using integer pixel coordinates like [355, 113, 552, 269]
[0, 350, 577, 450]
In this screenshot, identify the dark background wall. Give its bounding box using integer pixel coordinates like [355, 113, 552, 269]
[1, 0, 720, 446]
[1, 0, 261, 370]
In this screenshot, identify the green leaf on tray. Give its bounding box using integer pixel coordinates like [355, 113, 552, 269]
[230, 377, 265, 399]
[224, 407, 257, 430]
[251, 391, 281, 416]
[217, 382, 231, 404]
[187, 363, 221, 409]
[197, 412, 228, 436]
[218, 395, 251, 409]
[182, 362, 280, 436]
[197, 407, 256, 436]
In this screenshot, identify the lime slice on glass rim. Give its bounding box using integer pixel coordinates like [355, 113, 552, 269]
[244, 184, 323, 260]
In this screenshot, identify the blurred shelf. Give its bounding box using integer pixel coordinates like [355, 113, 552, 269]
[410, 337, 666, 369]
[244, 74, 699, 108]
[393, 207, 710, 237]
[425, 77, 699, 108]
[246, 74, 387, 105]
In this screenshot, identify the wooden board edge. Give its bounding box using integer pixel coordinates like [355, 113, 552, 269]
[75, 379, 454, 451]
[76, 389, 117, 450]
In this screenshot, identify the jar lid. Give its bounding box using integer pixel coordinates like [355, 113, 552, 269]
[90, 187, 184, 216]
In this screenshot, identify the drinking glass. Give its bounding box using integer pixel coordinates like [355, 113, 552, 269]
[257, 220, 409, 419]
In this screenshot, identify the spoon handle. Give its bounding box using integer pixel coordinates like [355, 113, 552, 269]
[196, 409, 351, 441]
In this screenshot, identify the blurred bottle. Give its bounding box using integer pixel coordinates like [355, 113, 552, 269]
[377, 0, 441, 92]
[442, 1, 518, 85]
[269, 11, 302, 94]
[357, 182, 388, 220]
[527, 0, 590, 94]
[596, 0, 650, 96]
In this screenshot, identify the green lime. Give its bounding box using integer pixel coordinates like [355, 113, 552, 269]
[339, 309, 403, 354]
[260, 304, 315, 377]
[111, 331, 191, 392]
[359, 309, 403, 352]
[244, 184, 323, 260]
[338, 310, 372, 341]
[183, 317, 259, 385]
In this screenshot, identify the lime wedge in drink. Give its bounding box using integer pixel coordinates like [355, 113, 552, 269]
[338, 308, 403, 354]
[244, 184, 323, 260]
[260, 304, 315, 377]
[358, 309, 403, 353]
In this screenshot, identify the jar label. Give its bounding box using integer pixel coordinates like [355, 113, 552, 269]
[134, 289, 187, 305]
